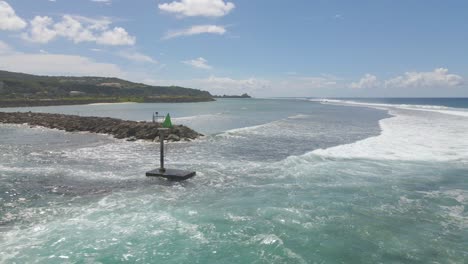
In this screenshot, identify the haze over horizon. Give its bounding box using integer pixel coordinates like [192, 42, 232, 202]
[1, 0, 467, 97]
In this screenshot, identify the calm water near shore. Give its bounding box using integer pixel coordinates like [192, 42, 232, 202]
[1, 98, 467, 263]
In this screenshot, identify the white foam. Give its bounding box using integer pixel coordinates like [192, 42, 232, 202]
[87, 102, 137, 106]
[172, 113, 224, 122]
[314, 99, 468, 117]
[218, 114, 312, 139]
[310, 106, 468, 162]
[308, 98, 343, 104]
[0, 189, 215, 263]
[417, 189, 467, 228]
[216, 121, 287, 140]
[418, 189, 467, 204]
[250, 234, 284, 245]
[287, 114, 310, 119]
[221, 122, 272, 135]
[226, 213, 251, 222]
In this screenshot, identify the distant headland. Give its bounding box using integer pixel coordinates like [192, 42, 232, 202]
[0, 70, 214, 108]
[213, 93, 251, 98]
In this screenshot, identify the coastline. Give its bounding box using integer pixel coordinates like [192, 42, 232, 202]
[0, 97, 215, 108]
[0, 111, 202, 142]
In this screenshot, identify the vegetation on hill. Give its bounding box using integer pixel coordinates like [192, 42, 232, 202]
[0, 70, 213, 105]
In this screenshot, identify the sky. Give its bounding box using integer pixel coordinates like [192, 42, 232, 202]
[0, 0, 467, 97]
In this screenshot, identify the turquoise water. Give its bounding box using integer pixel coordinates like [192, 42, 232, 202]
[1, 99, 467, 263]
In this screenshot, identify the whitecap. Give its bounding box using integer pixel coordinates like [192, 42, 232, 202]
[307, 102, 468, 162]
[316, 99, 468, 117]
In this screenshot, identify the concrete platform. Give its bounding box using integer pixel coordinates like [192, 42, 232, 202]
[146, 168, 196, 181]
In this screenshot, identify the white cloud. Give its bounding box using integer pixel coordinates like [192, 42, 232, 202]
[0, 1, 27, 31]
[143, 76, 270, 95]
[286, 76, 338, 89]
[199, 76, 270, 93]
[142, 74, 343, 97]
[163, 25, 225, 39]
[182, 57, 212, 69]
[350, 74, 379, 89]
[118, 51, 157, 63]
[96, 27, 135, 45]
[349, 69, 464, 90]
[0, 53, 124, 77]
[22, 15, 135, 45]
[22, 16, 57, 43]
[91, 0, 111, 3]
[0, 40, 14, 54]
[142, 68, 463, 97]
[70, 15, 112, 31]
[159, 0, 234, 17]
[53, 15, 95, 43]
[0, 40, 123, 76]
[385, 68, 464, 88]
[333, 14, 343, 19]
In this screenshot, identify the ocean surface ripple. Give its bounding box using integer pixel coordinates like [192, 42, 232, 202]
[1, 98, 467, 263]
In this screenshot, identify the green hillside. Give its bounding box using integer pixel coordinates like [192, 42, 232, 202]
[0, 70, 212, 99]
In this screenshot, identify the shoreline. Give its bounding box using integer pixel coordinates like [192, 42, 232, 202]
[87, 102, 138, 106]
[0, 97, 215, 108]
[0, 112, 202, 142]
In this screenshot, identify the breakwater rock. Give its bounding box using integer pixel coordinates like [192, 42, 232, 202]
[0, 112, 202, 142]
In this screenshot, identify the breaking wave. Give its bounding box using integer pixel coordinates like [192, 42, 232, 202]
[308, 99, 468, 162]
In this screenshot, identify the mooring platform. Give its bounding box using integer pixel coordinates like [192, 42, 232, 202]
[146, 168, 196, 181]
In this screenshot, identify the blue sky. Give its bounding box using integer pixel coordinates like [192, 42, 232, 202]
[0, 0, 467, 97]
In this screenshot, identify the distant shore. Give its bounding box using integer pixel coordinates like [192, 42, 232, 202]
[0, 96, 215, 108]
[0, 112, 202, 142]
[213, 93, 251, 99]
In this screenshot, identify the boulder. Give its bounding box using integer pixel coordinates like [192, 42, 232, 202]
[167, 134, 180, 142]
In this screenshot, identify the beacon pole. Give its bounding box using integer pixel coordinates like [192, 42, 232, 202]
[158, 127, 169, 172]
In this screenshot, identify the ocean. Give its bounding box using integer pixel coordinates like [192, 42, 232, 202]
[0, 98, 467, 263]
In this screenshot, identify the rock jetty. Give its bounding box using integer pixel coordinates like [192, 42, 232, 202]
[0, 112, 202, 142]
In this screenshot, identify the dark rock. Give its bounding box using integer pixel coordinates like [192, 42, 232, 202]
[167, 134, 180, 142]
